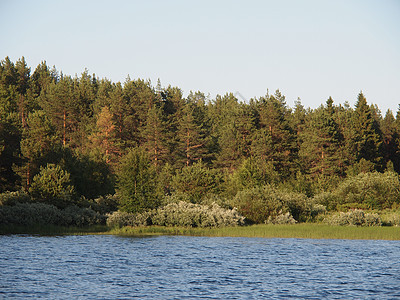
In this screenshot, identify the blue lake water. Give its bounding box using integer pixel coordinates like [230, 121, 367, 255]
[0, 235, 399, 299]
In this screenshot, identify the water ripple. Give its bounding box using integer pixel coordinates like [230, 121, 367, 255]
[0, 235, 399, 299]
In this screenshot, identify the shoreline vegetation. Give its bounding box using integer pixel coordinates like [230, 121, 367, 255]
[1, 57, 400, 241]
[1, 224, 399, 241]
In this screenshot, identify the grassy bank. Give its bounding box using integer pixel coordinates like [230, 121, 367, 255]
[108, 224, 400, 241]
[2, 223, 399, 240]
[0, 224, 109, 235]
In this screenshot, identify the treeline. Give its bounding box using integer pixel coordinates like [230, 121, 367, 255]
[1, 56, 400, 225]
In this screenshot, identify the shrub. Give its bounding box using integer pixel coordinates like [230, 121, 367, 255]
[29, 163, 76, 208]
[312, 192, 338, 211]
[106, 210, 152, 227]
[151, 201, 245, 228]
[116, 148, 159, 213]
[106, 202, 245, 228]
[171, 161, 223, 204]
[0, 203, 105, 227]
[266, 212, 297, 224]
[334, 171, 400, 209]
[0, 191, 31, 206]
[379, 210, 400, 226]
[0, 202, 62, 226]
[231, 185, 286, 224]
[87, 194, 119, 214]
[231, 185, 314, 223]
[313, 171, 400, 210]
[324, 209, 381, 226]
[61, 205, 106, 226]
[225, 158, 279, 197]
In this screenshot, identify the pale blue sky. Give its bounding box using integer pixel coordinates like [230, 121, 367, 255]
[1, 0, 399, 114]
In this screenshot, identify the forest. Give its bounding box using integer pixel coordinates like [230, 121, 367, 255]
[1, 56, 400, 229]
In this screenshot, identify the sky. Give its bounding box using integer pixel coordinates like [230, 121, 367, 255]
[1, 0, 399, 114]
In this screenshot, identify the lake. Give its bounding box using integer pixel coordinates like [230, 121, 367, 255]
[0, 235, 399, 299]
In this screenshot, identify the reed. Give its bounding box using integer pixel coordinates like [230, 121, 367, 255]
[2, 223, 399, 241]
[0, 224, 109, 235]
[108, 224, 400, 240]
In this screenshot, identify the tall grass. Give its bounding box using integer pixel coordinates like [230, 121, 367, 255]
[108, 224, 400, 240]
[0, 224, 109, 235]
[2, 223, 399, 241]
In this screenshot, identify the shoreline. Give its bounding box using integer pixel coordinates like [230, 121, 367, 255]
[1, 223, 399, 241]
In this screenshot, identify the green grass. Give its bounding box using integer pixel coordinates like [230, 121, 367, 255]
[108, 223, 400, 240]
[2, 223, 399, 240]
[0, 224, 109, 235]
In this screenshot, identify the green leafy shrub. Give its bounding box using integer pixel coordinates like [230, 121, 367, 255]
[336, 171, 400, 209]
[161, 192, 192, 205]
[231, 185, 315, 223]
[29, 163, 76, 208]
[231, 185, 286, 224]
[0, 203, 105, 226]
[379, 210, 400, 226]
[106, 202, 245, 228]
[116, 148, 159, 213]
[106, 210, 152, 227]
[0, 191, 31, 206]
[314, 171, 400, 210]
[151, 201, 245, 228]
[225, 158, 279, 197]
[0, 203, 62, 226]
[266, 212, 297, 224]
[325, 209, 381, 226]
[312, 192, 338, 211]
[84, 194, 119, 214]
[61, 205, 106, 226]
[171, 160, 223, 204]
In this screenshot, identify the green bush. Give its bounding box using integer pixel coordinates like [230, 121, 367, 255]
[312, 192, 340, 211]
[266, 212, 297, 224]
[231, 185, 316, 223]
[29, 163, 76, 208]
[0, 191, 31, 206]
[106, 210, 152, 227]
[231, 185, 285, 224]
[61, 205, 106, 226]
[81, 194, 119, 214]
[314, 171, 400, 210]
[0, 202, 62, 226]
[225, 158, 279, 197]
[116, 148, 159, 213]
[106, 201, 245, 228]
[379, 210, 400, 226]
[324, 209, 381, 226]
[171, 161, 223, 204]
[0, 203, 105, 227]
[152, 201, 245, 228]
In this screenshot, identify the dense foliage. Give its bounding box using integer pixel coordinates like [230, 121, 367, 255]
[106, 201, 245, 228]
[1, 56, 400, 227]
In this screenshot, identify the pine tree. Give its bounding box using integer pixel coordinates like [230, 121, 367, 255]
[208, 93, 243, 170]
[352, 92, 383, 170]
[0, 57, 18, 120]
[252, 90, 297, 178]
[142, 104, 168, 167]
[38, 76, 82, 148]
[0, 117, 21, 191]
[299, 98, 344, 177]
[380, 110, 398, 169]
[30, 61, 54, 98]
[90, 106, 118, 164]
[177, 103, 208, 166]
[19, 110, 59, 189]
